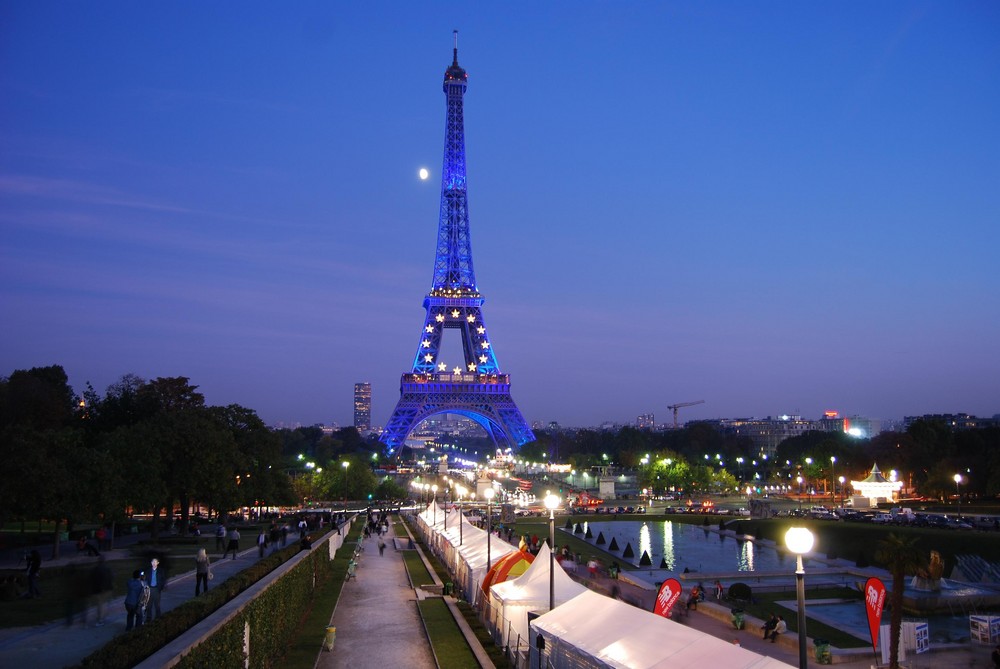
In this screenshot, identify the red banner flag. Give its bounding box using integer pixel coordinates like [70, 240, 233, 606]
[864, 577, 887, 655]
[653, 578, 683, 618]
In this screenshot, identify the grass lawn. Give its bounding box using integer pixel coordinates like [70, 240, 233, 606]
[417, 597, 479, 668]
[0, 556, 150, 627]
[278, 522, 362, 668]
[402, 550, 434, 587]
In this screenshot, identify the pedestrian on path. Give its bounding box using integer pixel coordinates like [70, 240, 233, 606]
[378, 538, 386, 556]
[257, 529, 268, 557]
[215, 524, 226, 552]
[194, 548, 212, 596]
[124, 570, 145, 631]
[25, 549, 41, 598]
[90, 556, 113, 625]
[224, 527, 241, 559]
[145, 557, 167, 623]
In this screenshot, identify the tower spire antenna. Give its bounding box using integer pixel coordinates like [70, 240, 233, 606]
[452, 29, 459, 65]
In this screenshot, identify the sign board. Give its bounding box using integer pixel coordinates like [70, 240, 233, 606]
[970, 615, 1000, 644]
[864, 577, 886, 656]
[652, 578, 682, 618]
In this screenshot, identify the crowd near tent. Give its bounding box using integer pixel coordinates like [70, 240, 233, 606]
[488, 543, 588, 650]
[529, 590, 796, 669]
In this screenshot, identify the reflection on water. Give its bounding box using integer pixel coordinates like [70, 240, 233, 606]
[581, 520, 824, 573]
[738, 538, 756, 572]
[639, 523, 651, 563]
[662, 521, 675, 569]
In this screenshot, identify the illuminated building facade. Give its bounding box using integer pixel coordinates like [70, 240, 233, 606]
[353, 382, 371, 432]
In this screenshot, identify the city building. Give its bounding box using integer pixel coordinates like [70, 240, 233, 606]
[636, 413, 655, 430]
[903, 413, 998, 430]
[353, 382, 371, 432]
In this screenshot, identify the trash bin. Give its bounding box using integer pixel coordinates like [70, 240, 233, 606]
[814, 638, 831, 664]
[443, 581, 453, 596]
[730, 608, 745, 630]
[324, 626, 336, 652]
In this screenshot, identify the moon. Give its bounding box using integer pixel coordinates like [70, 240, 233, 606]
[419, 168, 429, 180]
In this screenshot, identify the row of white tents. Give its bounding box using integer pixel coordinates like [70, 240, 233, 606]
[412, 502, 794, 669]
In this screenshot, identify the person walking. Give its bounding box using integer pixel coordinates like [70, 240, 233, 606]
[194, 548, 212, 596]
[124, 570, 145, 631]
[90, 556, 114, 626]
[215, 524, 226, 552]
[145, 557, 167, 623]
[257, 529, 268, 557]
[24, 549, 42, 598]
[378, 537, 386, 556]
[224, 527, 241, 559]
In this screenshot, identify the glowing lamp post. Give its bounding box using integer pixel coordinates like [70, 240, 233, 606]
[785, 527, 814, 669]
[954, 474, 962, 519]
[431, 484, 438, 526]
[484, 487, 495, 570]
[456, 486, 465, 545]
[544, 493, 560, 611]
[838, 476, 845, 505]
[829, 456, 836, 505]
[341, 461, 350, 511]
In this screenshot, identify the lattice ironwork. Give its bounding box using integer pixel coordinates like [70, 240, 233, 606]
[381, 35, 533, 454]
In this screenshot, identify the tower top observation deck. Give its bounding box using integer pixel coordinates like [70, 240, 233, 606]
[444, 29, 468, 86]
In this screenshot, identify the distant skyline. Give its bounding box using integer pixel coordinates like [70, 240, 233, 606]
[2, 3, 998, 429]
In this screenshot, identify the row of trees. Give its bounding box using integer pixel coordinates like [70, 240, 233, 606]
[0, 366, 296, 556]
[518, 419, 1000, 500]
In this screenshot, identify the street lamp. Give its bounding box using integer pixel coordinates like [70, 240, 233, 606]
[544, 492, 560, 611]
[829, 456, 836, 505]
[456, 486, 465, 545]
[954, 474, 962, 519]
[838, 476, 845, 505]
[484, 487, 495, 570]
[796, 476, 803, 510]
[341, 461, 350, 511]
[785, 527, 815, 669]
[432, 484, 438, 527]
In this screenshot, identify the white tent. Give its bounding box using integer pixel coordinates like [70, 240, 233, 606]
[530, 590, 796, 669]
[489, 543, 588, 650]
[440, 513, 516, 599]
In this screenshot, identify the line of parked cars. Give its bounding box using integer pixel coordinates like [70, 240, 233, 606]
[781, 505, 993, 530]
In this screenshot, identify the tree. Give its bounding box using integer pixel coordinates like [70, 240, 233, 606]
[875, 533, 924, 669]
[0, 365, 77, 430]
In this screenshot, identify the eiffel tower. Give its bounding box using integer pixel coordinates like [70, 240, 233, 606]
[380, 34, 534, 454]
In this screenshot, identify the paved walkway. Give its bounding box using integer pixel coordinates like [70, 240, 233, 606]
[0, 539, 273, 668]
[315, 521, 436, 669]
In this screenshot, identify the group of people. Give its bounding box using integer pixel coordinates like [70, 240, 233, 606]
[122, 557, 168, 631]
[761, 613, 787, 642]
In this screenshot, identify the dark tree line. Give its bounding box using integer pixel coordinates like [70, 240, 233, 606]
[519, 419, 1000, 500]
[0, 365, 294, 557]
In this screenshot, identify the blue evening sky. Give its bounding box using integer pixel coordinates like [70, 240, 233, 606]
[2, 2, 998, 428]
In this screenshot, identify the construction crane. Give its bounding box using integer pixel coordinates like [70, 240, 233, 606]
[667, 400, 705, 428]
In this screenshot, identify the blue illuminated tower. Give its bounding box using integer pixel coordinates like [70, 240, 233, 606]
[381, 34, 534, 454]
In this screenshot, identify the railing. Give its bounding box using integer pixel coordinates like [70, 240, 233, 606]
[402, 372, 510, 384]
